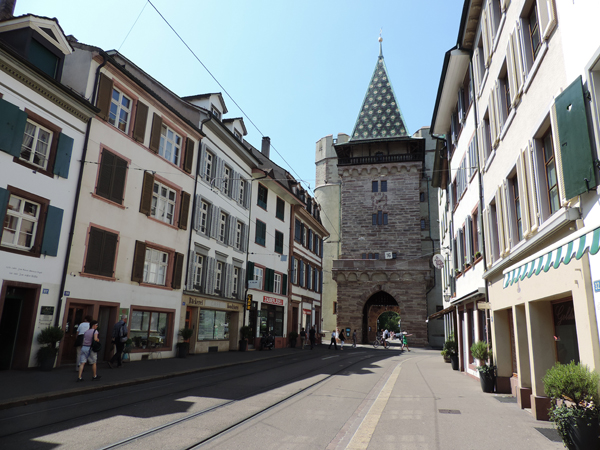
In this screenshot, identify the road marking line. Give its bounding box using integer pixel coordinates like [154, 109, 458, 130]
[345, 363, 403, 449]
[322, 355, 340, 360]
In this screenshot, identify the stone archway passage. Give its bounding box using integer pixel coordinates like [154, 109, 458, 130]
[362, 291, 400, 343]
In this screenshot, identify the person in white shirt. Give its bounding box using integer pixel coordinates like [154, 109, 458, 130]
[328, 328, 338, 350]
[75, 315, 92, 372]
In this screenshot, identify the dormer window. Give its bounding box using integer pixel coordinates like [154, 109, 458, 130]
[234, 129, 242, 140]
[29, 39, 59, 78]
[211, 105, 221, 119]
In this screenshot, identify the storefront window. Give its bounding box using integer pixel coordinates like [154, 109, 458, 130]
[130, 309, 171, 349]
[259, 304, 284, 336]
[198, 310, 231, 340]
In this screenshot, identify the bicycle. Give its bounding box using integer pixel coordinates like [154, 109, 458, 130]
[372, 336, 388, 348]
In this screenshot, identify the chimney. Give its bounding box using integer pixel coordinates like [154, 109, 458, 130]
[0, 0, 16, 21]
[261, 136, 270, 159]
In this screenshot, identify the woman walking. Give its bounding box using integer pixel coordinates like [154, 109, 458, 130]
[339, 329, 346, 350]
[77, 320, 101, 381]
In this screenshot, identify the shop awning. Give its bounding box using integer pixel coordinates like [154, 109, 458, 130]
[428, 304, 455, 320]
[503, 225, 600, 289]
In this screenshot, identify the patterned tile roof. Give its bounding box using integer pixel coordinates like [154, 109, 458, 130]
[351, 49, 409, 141]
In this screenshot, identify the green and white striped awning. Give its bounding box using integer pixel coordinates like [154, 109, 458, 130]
[503, 226, 600, 288]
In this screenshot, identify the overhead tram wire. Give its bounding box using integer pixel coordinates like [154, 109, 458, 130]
[118, 1, 148, 52]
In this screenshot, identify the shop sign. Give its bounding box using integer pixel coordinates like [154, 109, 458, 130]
[302, 309, 311, 314]
[188, 296, 205, 306]
[263, 296, 284, 306]
[227, 303, 240, 311]
[39, 306, 54, 325]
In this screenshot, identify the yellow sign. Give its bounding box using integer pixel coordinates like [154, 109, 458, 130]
[247, 294, 253, 310]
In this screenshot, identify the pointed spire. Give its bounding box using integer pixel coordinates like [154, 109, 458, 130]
[350, 37, 409, 141]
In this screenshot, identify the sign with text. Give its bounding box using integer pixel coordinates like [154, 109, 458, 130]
[594, 280, 600, 293]
[263, 296, 284, 306]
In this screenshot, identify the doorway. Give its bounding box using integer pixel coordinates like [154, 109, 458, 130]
[0, 284, 39, 370]
[62, 303, 94, 365]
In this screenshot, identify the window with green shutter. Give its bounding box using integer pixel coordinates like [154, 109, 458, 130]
[257, 184, 268, 209]
[255, 220, 266, 246]
[276, 197, 285, 220]
[96, 149, 128, 204]
[84, 227, 118, 277]
[274, 230, 284, 254]
[555, 76, 597, 199]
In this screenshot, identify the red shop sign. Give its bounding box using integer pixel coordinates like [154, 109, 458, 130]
[263, 296, 284, 306]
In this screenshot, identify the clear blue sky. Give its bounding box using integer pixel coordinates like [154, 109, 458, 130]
[17, 0, 464, 192]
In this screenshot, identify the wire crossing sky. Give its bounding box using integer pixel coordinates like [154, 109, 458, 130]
[16, 0, 464, 189]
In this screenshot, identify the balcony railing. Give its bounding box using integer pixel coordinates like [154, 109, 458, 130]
[337, 153, 423, 166]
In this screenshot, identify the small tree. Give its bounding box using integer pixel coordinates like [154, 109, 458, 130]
[470, 341, 489, 365]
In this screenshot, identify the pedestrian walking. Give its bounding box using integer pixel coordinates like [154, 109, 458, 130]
[77, 320, 101, 381]
[402, 332, 413, 351]
[328, 328, 338, 350]
[339, 329, 345, 350]
[75, 315, 92, 372]
[300, 327, 307, 349]
[108, 315, 128, 368]
[380, 329, 388, 349]
[309, 326, 316, 349]
[352, 329, 357, 348]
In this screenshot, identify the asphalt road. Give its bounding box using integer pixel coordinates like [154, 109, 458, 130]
[0, 347, 562, 450]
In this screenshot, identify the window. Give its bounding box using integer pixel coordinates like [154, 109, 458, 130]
[468, 138, 477, 178]
[257, 184, 268, 209]
[274, 272, 282, 294]
[159, 124, 182, 166]
[255, 220, 266, 246]
[96, 149, 128, 205]
[333, 302, 338, 314]
[381, 180, 387, 192]
[511, 175, 523, 242]
[372, 181, 378, 192]
[234, 129, 242, 140]
[109, 88, 132, 133]
[528, 3, 541, 59]
[302, 224, 307, 247]
[83, 227, 118, 278]
[293, 257, 298, 284]
[218, 211, 228, 243]
[254, 266, 264, 289]
[235, 221, 243, 250]
[223, 166, 231, 196]
[129, 309, 172, 349]
[21, 120, 52, 170]
[200, 201, 210, 234]
[211, 105, 221, 119]
[143, 247, 169, 285]
[239, 180, 246, 205]
[275, 230, 284, 254]
[198, 310, 230, 340]
[233, 267, 240, 296]
[313, 234, 319, 255]
[2, 194, 40, 251]
[215, 261, 223, 292]
[308, 229, 313, 251]
[307, 265, 313, 290]
[472, 210, 480, 256]
[276, 197, 285, 220]
[420, 219, 428, 230]
[542, 130, 560, 215]
[151, 182, 177, 225]
[294, 219, 302, 242]
[192, 253, 204, 290]
[204, 151, 214, 182]
[420, 192, 425, 202]
[372, 211, 388, 225]
[299, 260, 305, 287]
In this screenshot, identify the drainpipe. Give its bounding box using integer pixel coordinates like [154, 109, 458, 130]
[55, 54, 106, 328]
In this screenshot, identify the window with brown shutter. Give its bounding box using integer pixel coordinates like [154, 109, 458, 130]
[96, 73, 113, 121]
[133, 101, 148, 143]
[172, 252, 184, 289]
[96, 149, 128, 204]
[139, 171, 154, 215]
[131, 240, 146, 282]
[149, 113, 162, 153]
[84, 227, 118, 278]
[178, 191, 190, 230]
[183, 138, 194, 174]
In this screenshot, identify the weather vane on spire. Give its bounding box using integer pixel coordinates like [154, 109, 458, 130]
[379, 28, 383, 57]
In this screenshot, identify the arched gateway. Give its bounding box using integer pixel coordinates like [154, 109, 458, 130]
[362, 291, 400, 343]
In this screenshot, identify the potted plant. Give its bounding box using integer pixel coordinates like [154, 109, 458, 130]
[37, 326, 64, 371]
[441, 348, 451, 363]
[471, 340, 495, 393]
[288, 331, 298, 348]
[239, 325, 253, 351]
[475, 251, 482, 259]
[177, 327, 193, 358]
[443, 334, 459, 370]
[543, 362, 600, 449]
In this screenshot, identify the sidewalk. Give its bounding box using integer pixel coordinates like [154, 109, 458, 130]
[0, 346, 302, 410]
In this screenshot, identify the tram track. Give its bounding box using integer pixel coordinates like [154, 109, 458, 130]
[98, 352, 378, 450]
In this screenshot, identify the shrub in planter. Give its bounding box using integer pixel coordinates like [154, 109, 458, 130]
[443, 334, 459, 370]
[441, 348, 451, 363]
[177, 327, 194, 358]
[288, 331, 298, 348]
[471, 341, 494, 392]
[543, 362, 600, 450]
[36, 326, 64, 371]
